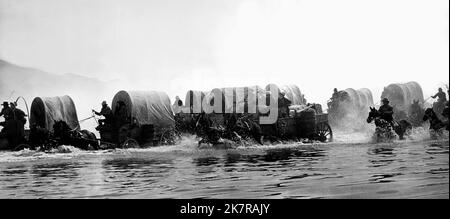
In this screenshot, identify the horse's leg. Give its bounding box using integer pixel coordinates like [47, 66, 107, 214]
[250, 122, 263, 145]
[74, 131, 91, 150]
[391, 123, 402, 140]
[394, 126, 403, 140]
[436, 127, 445, 138]
[254, 131, 264, 145]
[92, 133, 100, 149]
[85, 131, 99, 150]
[376, 129, 383, 143]
[258, 135, 264, 145]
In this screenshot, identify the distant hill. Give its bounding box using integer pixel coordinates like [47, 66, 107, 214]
[0, 59, 111, 100]
[0, 59, 119, 131]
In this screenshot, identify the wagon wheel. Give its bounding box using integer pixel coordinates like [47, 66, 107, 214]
[121, 138, 139, 149]
[160, 129, 178, 145]
[316, 122, 333, 142]
[170, 127, 182, 140]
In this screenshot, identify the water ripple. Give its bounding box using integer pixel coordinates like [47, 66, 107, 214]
[0, 138, 448, 198]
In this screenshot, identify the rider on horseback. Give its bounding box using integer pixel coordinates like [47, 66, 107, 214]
[431, 88, 448, 118]
[379, 98, 394, 127]
[278, 92, 292, 118]
[431, 88, 447, 103]
[92, 101, 112, 126]
[368, 98, 412, 141]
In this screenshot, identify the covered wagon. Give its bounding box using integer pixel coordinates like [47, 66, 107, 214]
[29, 95, 80, 132]
[98, 90, 177, 147]
[327, 88, 375, 129]
[175, 86, 269, 136]
[1, 95, 84, 150]
[261, 84, 331, 142]
[184, 84, 332, 143]
[381, 81, 425, 122]
[29, 95, 99, 150]
[28, 95, 82, 147]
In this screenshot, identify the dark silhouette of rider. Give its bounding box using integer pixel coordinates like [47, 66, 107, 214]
[431, 88, 447, 103]
[278, 92, 292, 118]
[93, 101, 112, 126]
[378, 98, 394, 123]
[331, 88, 339, 101]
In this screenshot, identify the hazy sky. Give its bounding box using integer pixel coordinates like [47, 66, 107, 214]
[0, 0, 448, 106]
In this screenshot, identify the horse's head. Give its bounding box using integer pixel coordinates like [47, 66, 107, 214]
[367, 107, 379, 123]
[235, 115, 251, 132]
[53, 120, 71, 138]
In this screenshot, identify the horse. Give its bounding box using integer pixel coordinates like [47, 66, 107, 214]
[194, 113, 226, 147]
[443, 105, 449, 119]
[0, 119, 27, 150]
[29, 124, 54, 149]
[367, 108, 396, 142]
[53, 120, 99, 150]
[432, 100, 447, 117]
[196, 124, 238, 149]
[408, 99, 425, 127]
[367, 107, 412, 141]
[233, 114, 264, 145]
[443, 106, 449, 131]
[423, 108, 448, 136]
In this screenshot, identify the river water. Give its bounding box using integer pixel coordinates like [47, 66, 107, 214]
[0, 131, 448, 199]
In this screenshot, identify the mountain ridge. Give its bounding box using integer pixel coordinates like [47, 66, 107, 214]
[0, 59, 113, 100]
[0, 59, 118, 131]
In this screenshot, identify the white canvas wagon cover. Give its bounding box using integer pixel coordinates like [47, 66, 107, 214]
[29, 95, 80, 132]
[381, 81, 424, 111]
[265, 84, 306, 106]
[343, 88, 374, 110]
[111, 90, 175, 130]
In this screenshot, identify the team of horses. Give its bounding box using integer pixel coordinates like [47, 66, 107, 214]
[193, 113, 264, 148]
[367, 105, 449, 142]
[5, 103, 449, 151]
[16, 120, 99, 151]
[50, 104, 449, 148]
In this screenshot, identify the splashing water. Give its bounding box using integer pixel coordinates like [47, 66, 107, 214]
[0, 131, 448, 198]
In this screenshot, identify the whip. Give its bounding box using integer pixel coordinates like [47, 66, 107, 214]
[14, 96, 30, 129]
[78, 115, 95, 123]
